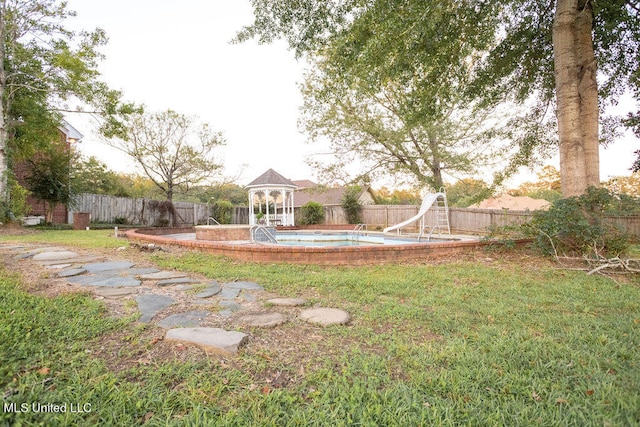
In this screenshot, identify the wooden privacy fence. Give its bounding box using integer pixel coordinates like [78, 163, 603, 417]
[74, 193, 209, 226]
[233, 205, 640, 236]
[75, 194, 640, 236]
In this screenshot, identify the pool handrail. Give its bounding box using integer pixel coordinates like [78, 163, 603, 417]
[250, 225, 278, 244]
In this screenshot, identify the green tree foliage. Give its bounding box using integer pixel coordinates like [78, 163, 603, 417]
[211, 200, 234, 224]
[24, 142, 74, 223]
[603, 173, 640, 200]
[623, 112, 640, 172]
[445, 178, 491, 208]
[509, 165, 562, 203]
[239, 1, 640, 196]
[0, 0, 139, 202]
[105, 110, 225, 201]
[113, 174, 163, 200]
[300, 52, 522, 189]
[2, 175, 28, 220]
[70, 155, 130, 196]
[299, 201, 325, 225]
[341, 185, 362, 224]
[373, 187, 421, 205]
[201, 183, 248, 206]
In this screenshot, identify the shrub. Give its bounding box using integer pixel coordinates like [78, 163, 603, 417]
[523, 187, 631, 259]
[212, 200, 234, 224]
[299, 201, 325, 225]
[113, 216, 128, 225]
[1, 177, 30, 222]
[341, 186, 362, 224]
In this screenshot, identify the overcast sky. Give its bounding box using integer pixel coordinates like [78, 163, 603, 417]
[64, 0, 638, 188]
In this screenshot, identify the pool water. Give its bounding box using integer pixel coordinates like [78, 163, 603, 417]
[274, 232, 423, 247]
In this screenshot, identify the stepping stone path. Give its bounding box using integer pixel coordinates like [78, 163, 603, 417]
[268, 297, 306, 306]
[236, 312, 287, 328]
[32, 251, 79, 261]
[165, 328, 248, 355]
[300, 308, 350, 326]
[0, 242, 351, 355]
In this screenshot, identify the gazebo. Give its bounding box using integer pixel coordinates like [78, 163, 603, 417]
[246, 169, 297, 226]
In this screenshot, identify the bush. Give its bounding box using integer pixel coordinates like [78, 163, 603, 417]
[523, 187, 631, 259]
[341, 186, 362, 224]
[0, 177, 30, 222]
[299, 202, 325, 225]
[212, 200, 234, 224]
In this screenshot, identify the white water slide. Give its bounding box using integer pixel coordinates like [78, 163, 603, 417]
[383, 192, 450, 235]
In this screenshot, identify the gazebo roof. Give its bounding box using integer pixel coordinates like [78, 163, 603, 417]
[246, 168, 298, 189]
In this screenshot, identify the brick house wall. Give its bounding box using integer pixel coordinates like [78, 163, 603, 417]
[13, 128, 73, 224]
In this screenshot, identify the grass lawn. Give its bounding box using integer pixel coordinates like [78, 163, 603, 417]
[1, 230, 639, 426]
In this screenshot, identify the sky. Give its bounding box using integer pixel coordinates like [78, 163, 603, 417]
[64, 0, 638, 189]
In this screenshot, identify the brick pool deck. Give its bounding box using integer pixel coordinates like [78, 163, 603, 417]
[125, 227, 494, 265]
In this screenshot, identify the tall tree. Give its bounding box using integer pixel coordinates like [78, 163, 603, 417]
[105, 110, 225, 201]
[0, 0, 137, 206]
[299, 7, 541, 190]
[238, 0, 640, 197]
[70, 155, 130, 196]
[24, 141, 74, 223]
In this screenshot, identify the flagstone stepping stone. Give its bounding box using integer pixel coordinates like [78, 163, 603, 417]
[57, 268, 87, 278]
[32, 251, 78, 261]
[156, 310, 210, 329]
[45, 263, 72, 269]
[139, 271, 188, 280]
[194, 282, 221, 298]
[300, 308, 350, 326]
[165, 327, 248, 355]
[219, 300, 242, 311]
[219, 300, 243, 318]
[239, 293, 257, 303]
[224, 281, 264, 291]
[25, 247, 67, 254]
[236, 312, 287, 328]
[219, 287, 240, 299]
[157, 277, 204, 287]
[94, 287, 139, 298]
[83, 261, 135, 272]
[0, 244, 27, 250]
[136, 294, 176, 323]
[89, 267, 160, 277]
[267, 297, 306, 306]
[36, 256, 102, 266]
[66, 275, 141, 287]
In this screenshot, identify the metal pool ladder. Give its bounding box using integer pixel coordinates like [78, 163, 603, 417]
[250, 225, 278, 244]
[353, 223, 367, 235]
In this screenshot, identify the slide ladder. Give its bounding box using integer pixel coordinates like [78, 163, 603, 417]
[383, 192, 450, 238]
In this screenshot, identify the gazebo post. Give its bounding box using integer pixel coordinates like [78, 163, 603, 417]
[245, 169, 298, 227]
[268, 189, 273, 225]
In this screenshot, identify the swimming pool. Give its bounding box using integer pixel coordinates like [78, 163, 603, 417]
[127, 226, 487, 265]
[274, 231, 430, 247]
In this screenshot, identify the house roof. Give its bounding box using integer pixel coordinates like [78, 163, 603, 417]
[59, 119, 83, 141]
[291, 179, 317, 189]
[470, 194, 550, 210]
[246, 168, 298, 189]
[294, 185, 375, 207]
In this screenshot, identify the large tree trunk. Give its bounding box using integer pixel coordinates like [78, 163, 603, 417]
[0, 3, 8, 203]
[552, 0, 600, 197]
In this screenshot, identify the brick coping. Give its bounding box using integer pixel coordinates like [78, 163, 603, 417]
[125, 228, 492, 265]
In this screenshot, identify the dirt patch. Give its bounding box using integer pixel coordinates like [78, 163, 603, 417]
[0, 222, 38, 236]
